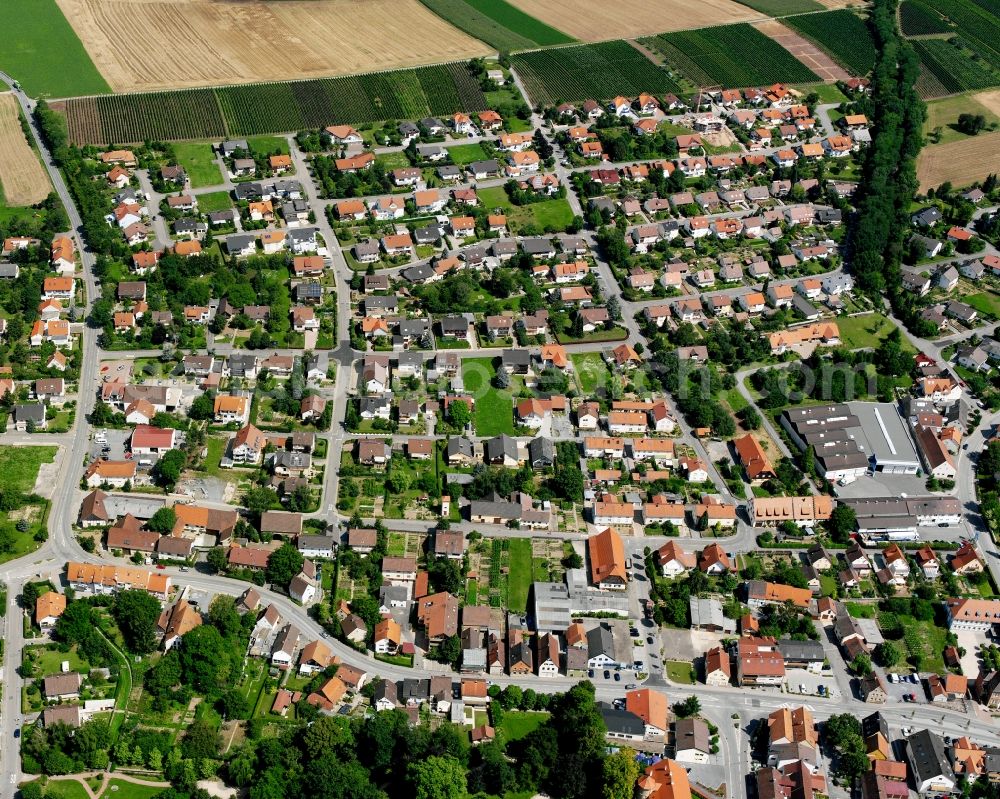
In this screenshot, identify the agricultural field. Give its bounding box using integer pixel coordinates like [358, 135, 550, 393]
[913, 38, 1000, 96]
[924, 92, 1000, 144]
[53, 0, 489, 93]
[504, 0, 758, 40]
[731, 0, 824, 13]
[0, 93, 50, 206]
[784, 9, 877, 75]
[420, 0, 574, 50]
[919, 0, 1000, 71]
[172, 141, 222, 188]
[63, 62, 489, 144]
[641, 23, 819, 87]
[754, 20, 851, 82]
[510, 41, 681, 105]
[917, 130, 1000, 190]
[900, 0, 952, 35]
[0, 0, 110, 98]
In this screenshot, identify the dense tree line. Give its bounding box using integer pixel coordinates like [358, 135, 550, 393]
[846, 0, 926, 327]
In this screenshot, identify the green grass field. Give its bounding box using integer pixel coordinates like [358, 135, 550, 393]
[41, 780, 90, 799]
[507, 538, 533, 613]
[172, 142, 222, 188]
[196, 191, 233, 214]
[101, 779, 165, 799]
[477, 186, 574, 234]
[419, 0, 573, 50]
[665, 660, 694, 684]
[462, 357, 515, 436]
[248, 136, 291, 156]
[571, 352, 611, 395]
[0, 446, 57, 493]
[499, 710, 550, 743]
[835, 314, 915, 351]
[731, 0, 824, 12]
[0, 0, 110, 97]
[924, 94, 1000, 144]
[962, 292, 1000, 318]
[446, 142, 491, 165]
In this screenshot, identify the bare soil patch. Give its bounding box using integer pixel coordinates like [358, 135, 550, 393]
[506, 0, 759, 40]
[917, 131, 1000, 191]
[0, 93, 50, 205]
[753, 19, 850, 82]
[54, 0, 490, 93]
[973, 89, 1000, 117]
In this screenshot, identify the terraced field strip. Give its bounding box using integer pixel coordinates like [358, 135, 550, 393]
[641, 23, 820, 87]
[0, 93, 51, 205]
[753, 19, 850, 82]
[63, 62, 489, 144]
[783, 9, 878, 75]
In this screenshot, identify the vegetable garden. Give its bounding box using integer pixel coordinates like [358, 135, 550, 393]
[784, 9, 878, 75]
[640, 23, 819, 87]
[63, 62, 488, 145]
[899, 0, 952, 35]
[913, 38, 1000, 94]
[510, 41, 682, 106]
[420, 0, 573, 50]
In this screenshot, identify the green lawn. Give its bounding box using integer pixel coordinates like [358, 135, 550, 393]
[962, 292, 1000, 319]
[196, 190, 233, 214]
[377, 150, 411, 169]
[725, 388, 749, 415]
[925, 94, 1000, 145]
[507, 538, 533, 614]
[665, 660, 694, 684]
[248, 136, 290, 156]
[101, 779, 166, 799]
[446, 142, 491, 165]
[42, 779, 91, 799]
[29, 645, 90, 676]
[0, 0, 110, 97]
[172, 142, 223, 188]
[0, 445, 56, 493]
[793, 82, 849, 105]
[845, 601, 876, 618]
[477, 186, 575, 234]
[819, 574, 837, 597]
[835, 314, 915, 351]
[462, 357, 514, 436]
[498, 710, 550, 743]
[571, 352, 610, 395]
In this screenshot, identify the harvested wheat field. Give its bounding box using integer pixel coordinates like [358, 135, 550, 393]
[0, 94, 50, 205]
[973, 89, 1000, 117]
[505, 0, 759, 40]
[53, 0, 491, 93]
[917, 132, 1000, 191]
[753, 20, 850, 82]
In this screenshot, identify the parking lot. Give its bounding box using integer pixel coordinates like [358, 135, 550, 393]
[785, 667, 842, 701]
[882, 669, 926, 704]
[90, 428, 130, 461]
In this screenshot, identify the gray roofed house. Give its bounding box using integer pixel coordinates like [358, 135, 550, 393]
[437, 165, 462, 181]
[398, 318, 430, 340]
[403, 263, 436, 283]
[228, 352, 259, 379]
[287, 228, 318, 252]
[587, 622, 616, 667]
[364, 274, 390, 292]
[485, 434, 518, 466]
[776, 639, 826, 667]
[269, 451, 312, 473]
[14, 403, 46, 430]
[414, 224, 442, 245]
[415, 143, 444, 160]
[354, 240, 380, 263]
[912, 207, 942, 227]
[294, 282, 323, 303]
[521, 237, 556, 257]
[400, 677, 430, 705]
[816, 208, 842, 225]
[208, 208, 237, 226]
[297, 535, 335, 558]
[399, 121, 420, 138]
[467, 159, 499, 178]
[528, 437, 554, 468]
[462, 244, 488, 267]
[675, 717, 711, 761]
[173, 219, 208, 239]
[492, 238, 518, 259]
[501, 348, 531, 373]
[234, 182, 265, 202]
[364, 295, 398, 316]
[220, 139, 249, 156]
[0, 263, 20, 279]
[271, 180, 303, 199]
[689, 597, 734, 632]
[599, 702, 646, 740]
[447, 437, 474, 461]
[421, 117, 446, 133]
[440, 316, 469, 337]
[397, 350, 426, 376]
[226, 233, 256, 253]
[906, 729, 955, 794]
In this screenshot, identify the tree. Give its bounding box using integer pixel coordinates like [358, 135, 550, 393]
[207, 546, 228, 573]
[208, 595, 242, 639]
[182, 718, 221, 760]
[827, 504, 857, 545]
[152, 449, 186, 489]
[958, 113, 987, 136]
[601, 748, 640, 799]
[673, 695, 701, 718]
[189, 392, 215, 420]
[874, 641, 901, 668]
[851, 653, 873, 676]
[244, 486, 279, 517]
[179, 624, 237, 696]
[20, 581, 40, 610]
[436, 635, 461, 667]
[562, 551, 583, 569]
[266, 542, 304, 588]
[448, 401, 471, 429]
[409, 755, 467, 799]
[147, 507, 177, 534]
[112, 589, 162, 654]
